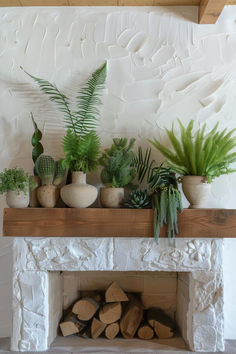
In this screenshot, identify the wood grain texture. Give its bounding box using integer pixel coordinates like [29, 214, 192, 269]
[3, 208, 236, 238]
[0, 0, 234, 7]
[199, 0, 227, 23]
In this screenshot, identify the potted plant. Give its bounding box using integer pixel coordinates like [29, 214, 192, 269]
[149, 120, 236, 208]
[22, 63, 107, 208]
[99, 138, 136, 208]
[35, 155, 66, 208]
[29, 113, 44, 207]
[0, 167, 30, 208]
[124, 189, 151, 209]
[133, 147, 183, 244]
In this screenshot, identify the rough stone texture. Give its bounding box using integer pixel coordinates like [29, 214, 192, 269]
[12, 237, 224, 352]
[12, 271, 49, 351]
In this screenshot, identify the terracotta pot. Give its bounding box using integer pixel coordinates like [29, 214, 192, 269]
[37, 185, 59, 208]
[100, 187, 124, 208]
[29, 176, 41, 207]
[60, 172, 98, 208]
[6, 190, 29, 208]
[182, 176, 211, 209]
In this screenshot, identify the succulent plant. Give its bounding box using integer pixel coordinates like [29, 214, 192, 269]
[54, 160, 66, 186]
[125, 189, 151, 209]
[31, 113, 44, 175]
[35, 155, 56, 185]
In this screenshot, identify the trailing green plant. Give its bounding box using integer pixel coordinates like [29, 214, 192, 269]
[133, 147, 183, 244]
[149, 120, 236, 183]
[35, 155, 66, 186]
[124, 189, 151, 209]
[21, 63, 107, 173]
[99, 138, 136, 188]
[0, 167, 30, 194]
[31, 113, 44, 176]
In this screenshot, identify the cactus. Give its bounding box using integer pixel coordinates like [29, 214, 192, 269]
[124, 189, 151, 209]
[54, 160, 66, 186]
[35, 155, 55, 185]
[31, 113, 44, 175]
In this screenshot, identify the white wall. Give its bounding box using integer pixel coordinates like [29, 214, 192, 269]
[0, 5, 236, 339]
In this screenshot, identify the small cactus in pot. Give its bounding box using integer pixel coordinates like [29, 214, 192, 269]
[36, 155, 66, 208]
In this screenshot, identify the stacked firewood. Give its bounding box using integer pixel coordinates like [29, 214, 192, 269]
[59, 282, 176, 340]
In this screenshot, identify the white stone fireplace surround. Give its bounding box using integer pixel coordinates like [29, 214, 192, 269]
[12, 237, 224, 352]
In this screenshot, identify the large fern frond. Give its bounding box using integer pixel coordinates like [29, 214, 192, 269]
[20, 67, 77, 133]
[74, 62, 107, 135]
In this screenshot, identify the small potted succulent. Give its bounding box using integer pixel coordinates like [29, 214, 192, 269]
[99, 138, 136, 208]
[0, 167, 30, 208]
[149, 120, 236, 208]
[36, 155, 66, 208]
[125, 189, 151, 209]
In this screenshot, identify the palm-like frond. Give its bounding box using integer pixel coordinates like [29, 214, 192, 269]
[149, 120, 236, 182]
[132, 147, 155, 183]
[75, 62, 107, 135]
[21, 67, 77, 132]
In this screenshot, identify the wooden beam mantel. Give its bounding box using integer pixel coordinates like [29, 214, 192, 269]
[199, 0, 227, 23]
[3, 208, 236, 238]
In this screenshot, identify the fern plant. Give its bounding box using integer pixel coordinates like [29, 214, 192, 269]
[133, 147, 183, 244]
[149, 120, 236, 182]
[21, 63, 107, 173]
[99, 138, 136, 188]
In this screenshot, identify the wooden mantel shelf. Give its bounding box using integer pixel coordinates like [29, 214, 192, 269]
[3, 208, 236, 238]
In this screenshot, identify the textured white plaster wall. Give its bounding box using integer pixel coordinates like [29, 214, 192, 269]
[0, 5, 236, 339]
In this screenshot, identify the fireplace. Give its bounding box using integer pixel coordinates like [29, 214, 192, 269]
[12, 237, 224, 352]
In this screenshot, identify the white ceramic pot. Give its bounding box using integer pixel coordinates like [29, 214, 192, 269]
[6, 190, 29, 208]
[182, 176, 211, 209]
[60, 172, 98, 208]
[37, 185, 59, 208]
[100, 187, 124, 208]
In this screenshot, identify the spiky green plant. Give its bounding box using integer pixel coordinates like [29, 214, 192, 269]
[35, 155, 55, 185]
[133, 147, 183, 244]
[31, 113, 44, 175]
[99, 138, 136, 188]
[125, 189, 151, 209]
[149, 120, 236, 183]
[21, 63, 107, 173]
[35, 155, 66, 186]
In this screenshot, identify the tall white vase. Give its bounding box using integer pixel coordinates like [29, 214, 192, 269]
[60, 171, 98, 208]
[182, 176, 211, 209]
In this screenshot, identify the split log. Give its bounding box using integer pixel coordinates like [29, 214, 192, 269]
[60, 311, 86, 336]
[105, 282, 129, 303]
[80, 291, 103, 303]
[105, 322, 120, 339]
[137, 321, 154, 340]
[72, 297, 99, 321]
[147, 308, 175, 339]
[99, 302, 122, 324]
[120, 295, 143, 339]
[91, 317, 107, 339]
